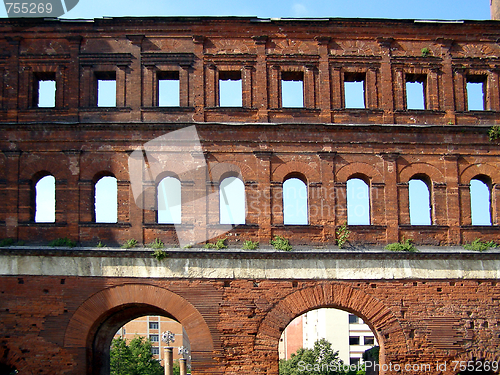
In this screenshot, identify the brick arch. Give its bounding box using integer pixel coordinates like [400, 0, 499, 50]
[336, 162, 384, 183]
[460, 163, 500, 185]
[64, 284, 215, 374]
[80, 153, 129, 181]
[209, 161, 255, 183]
[254, 282, 406, 371]
[272, 161, 321, 183]
[399, 162, 445, 183]
[19, 153, 71, 181]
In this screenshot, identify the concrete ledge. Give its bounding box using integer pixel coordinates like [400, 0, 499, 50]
[0, 247, 499, 280]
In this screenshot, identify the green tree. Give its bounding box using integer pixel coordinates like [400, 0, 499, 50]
[110, 336, 164, 375]
[279, 339, 365, 375]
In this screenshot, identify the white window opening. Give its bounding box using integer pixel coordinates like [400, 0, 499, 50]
[409, 178, 431, 225]
[35, 175, 55, 223]
[96, 72, 117, 107]
[283, 178, 308, 225]
[344, 73, 365, 109]
[347, 178, 370, 225]
[219, 71, 242, 107]
[219, 176, 245, 225]
[158, 71, 180, 107]
[467, 76, 487, 111]
[36, 78, 56, 108]
[157, 176, 182, 224]
[470, 178, 492, 226]
[281, 71, 304, 108]
[95, 176, 118, 223]
[406, 74, 426, 110]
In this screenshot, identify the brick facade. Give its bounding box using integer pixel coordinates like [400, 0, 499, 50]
[0, 17, 500, 374]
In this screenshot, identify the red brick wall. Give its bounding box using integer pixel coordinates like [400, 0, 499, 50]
[0, 275, 499, 374]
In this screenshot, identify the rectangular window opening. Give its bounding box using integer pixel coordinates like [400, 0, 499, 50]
[96, 71, 116, 107]
[158, 71, 180, 107]
[34, 72, 56, 108]
[151, 347, 160, 355]
[149, 334, 159, 342]
[149, 322, 159, 330]
[364, 336, 375, 346]
[348, 314, 359, 324]
[406, 74, 426, 110]
[219, 70, 242, 107]
[349, 336, 360, 346]
[281, 71, 304, 108]
[344, 72, 366, 109]
[466, 76, 487, 111]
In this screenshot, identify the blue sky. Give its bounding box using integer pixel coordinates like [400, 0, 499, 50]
[0, 0, 492, 19]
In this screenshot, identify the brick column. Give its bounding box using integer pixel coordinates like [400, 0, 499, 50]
[488, 68, 500, 111]
[366, 66, 379, 109]
[269, 65, 280, 109]
[66, 36, 82, 113]
[397, 182, 410, 227]
[192, 35, 205, 122]
[62, 150, 81, 242]
[78, 179, 93, 223]
[443, 154, 460, 243]
[459, 183, 472, 226]
[117, 180, 130, 223]
[432, 182, 448, 227]
[252, 35, 268, 121]
[116, 65, 127, 108]
[315, 36, 332, 122]
[428, 68, 441, 111]
[254, 151, 272, 243]
[454, 68, 466, 112]
[492, 184, 500, 226]
[242, 65, 254, 108]
[334, 182, 347, 225]
[143, 65, 155, 107]
[371, 182, 386, 226]
[330, 65, 342, 109]
[205, 64, 217, 108]
[179, 64, 191, 107]
[304, 64, 316, 109]
[393, 67, 405, 111]
[317, 151, 336, 241]
[3, 151, 20, 239]
[381, 153, 400, 242]
[6, 36, 21, 120]
[436, 38, 456, 123]
[377, 37, 395, 123]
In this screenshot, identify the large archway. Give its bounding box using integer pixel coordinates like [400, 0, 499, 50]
[255, 282, 406, 374]
[64, 284, 215, 375]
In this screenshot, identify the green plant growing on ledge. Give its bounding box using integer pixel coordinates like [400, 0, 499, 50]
[121, 239, 138, 249]
[49, 237, 76, 248]
[96, 241, 106, 248]
[270, 235, 292, 251]
[385, 238, 418, 252]
[148, 238, 164, 250]
[242, 240, 259, 250]
[421, 47, 431, 57]
[489, 125, 500, 141]
[464, 238, 497, 252]
[336, 222, 351, 249]
[204, 238, 227, 250]
[0, 238, 16, 247]
[152, 249, 168, 261]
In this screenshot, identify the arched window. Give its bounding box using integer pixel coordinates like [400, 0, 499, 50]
[34, 175, 55, 223]
[157, 176, 182, 224]
[470, 177, 492, 226]
[94, 176, 118, 223]
[283, 177, 308, 225]
[347, 178, 370, 225]
[409, 178, 431, 225]
[219, 176, 245, 225]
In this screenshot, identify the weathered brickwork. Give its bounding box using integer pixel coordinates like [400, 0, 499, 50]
[1, 17, 500, 374]
[0, 266, 499, 374]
